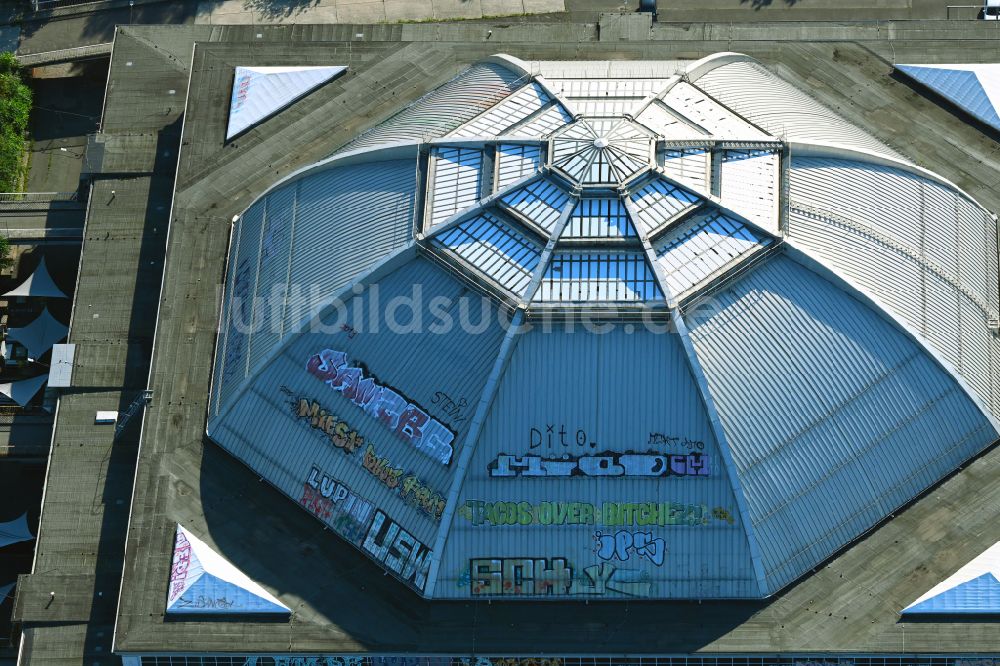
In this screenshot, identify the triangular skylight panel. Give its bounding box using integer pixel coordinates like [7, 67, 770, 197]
[514, 103, 574, 138]
[902, 540, 1000, 615]
[227, 66, 347, 140]
[634, 98, 709, 140]
[660, 82, 771, 140]
[897, 64, 1000, 131]
[548, 78, 673, 117]
[449, 82, 552, 138]
[167, 524, 290, 615]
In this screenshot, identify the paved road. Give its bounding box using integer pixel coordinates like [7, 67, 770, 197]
[14, 0, 990, 57]
[16, 2, 197, 56]
[26, 62, 103, 193]
[556, 0, 985, 20]
[16, 0, 564, 55]
[656, 0, 982, 20]
[195, 0, 566, 24]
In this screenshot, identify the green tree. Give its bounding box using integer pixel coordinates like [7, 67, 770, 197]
[0, 51, 31, 192]
[0, 52, 18, 76]
[0, 236, 12, 272]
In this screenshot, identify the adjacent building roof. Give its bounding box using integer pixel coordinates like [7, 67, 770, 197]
[896, 63, 1000, 133]
[166, 524, 290, 615]
[227, 65, 348, 140]
[204, 53, 1000, 602]
[48, 343, 75, 388]
[903, 539, 1000, 615]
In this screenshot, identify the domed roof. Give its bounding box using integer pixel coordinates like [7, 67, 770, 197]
[550, 118, 654, 185]
[207, 54, 1000, 600]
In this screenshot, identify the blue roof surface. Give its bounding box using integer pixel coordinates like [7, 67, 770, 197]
[904, 572, 1000, 615]
[903, 540, 1000, 615]
[166, 525, 291, 615]
[171, 574, 291, 615]
[897, 64, 1000, 130]
[227, 66, 347, 140]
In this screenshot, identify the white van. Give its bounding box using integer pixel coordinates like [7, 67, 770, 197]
[985, 0, 1000, 20]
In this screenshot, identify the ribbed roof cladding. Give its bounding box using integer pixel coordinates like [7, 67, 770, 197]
[211, 158, 416, 416]
[443, 325, 760, 599]
[693, 57, 906, 161]
[687, 255, 997, 593]
[340, 62, 525, 153]
[788, 157, 1000, 418]
[207, 54, 1000, 602]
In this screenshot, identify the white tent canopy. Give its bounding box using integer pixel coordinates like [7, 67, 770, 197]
[0, 374, 47, 407]
[0, 512, 34, 548]
[166, 524, 290, 615]
[7, 308, 68, 359]
[227, 65, 347, 140]
[2, 257, 68, 299]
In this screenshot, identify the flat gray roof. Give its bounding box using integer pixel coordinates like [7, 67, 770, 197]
[17, 16, 1000, 662]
